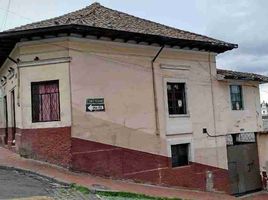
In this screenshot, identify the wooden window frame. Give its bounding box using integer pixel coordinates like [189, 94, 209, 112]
[31, 80, 61, 123]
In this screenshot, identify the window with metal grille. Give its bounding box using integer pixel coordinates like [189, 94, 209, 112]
[167, 82, 187, 115]
[31, 80, 60, 122]
[171, 143, 189, 167]
[230, 85, 243, 110]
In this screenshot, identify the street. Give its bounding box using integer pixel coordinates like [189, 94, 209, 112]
[0, 168, 97, 200]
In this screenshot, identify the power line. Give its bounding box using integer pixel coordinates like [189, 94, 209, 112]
[0, 7, 33, 22]
[1, 0, 12, 31]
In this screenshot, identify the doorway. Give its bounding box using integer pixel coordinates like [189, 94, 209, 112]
[227, 133, 262, 195]
[10, 90, 16, 145]
[3, 96, 8, 145]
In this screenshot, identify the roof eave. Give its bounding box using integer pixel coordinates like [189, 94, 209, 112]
[0, 24, 237, 52]
[0, 24, 238, 67]
[218, 75, 268, 83]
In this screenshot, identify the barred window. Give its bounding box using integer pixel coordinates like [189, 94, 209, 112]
[31, 80, 60, 122]
[230, 85, 243, 110]
[167, 82, 187, 115]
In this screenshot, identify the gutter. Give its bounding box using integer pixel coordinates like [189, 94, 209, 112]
[151, 46, 164, 136]
[6, 56, 20, 106]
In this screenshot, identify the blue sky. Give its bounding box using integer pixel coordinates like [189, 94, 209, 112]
[1, 0, 268, 101]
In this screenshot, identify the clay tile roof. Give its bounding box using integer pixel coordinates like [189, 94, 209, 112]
[6, 2, 236, 49]
[217, 68, 268, 83]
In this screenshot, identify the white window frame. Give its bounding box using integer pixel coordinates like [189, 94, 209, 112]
[229, 84, 245, 111]
[163, 78, 190, 118]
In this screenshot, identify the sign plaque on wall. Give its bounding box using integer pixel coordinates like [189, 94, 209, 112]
[86, 98, 105, 112]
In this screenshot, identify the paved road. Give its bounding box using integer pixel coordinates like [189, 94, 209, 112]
[0, 168, 98, 200]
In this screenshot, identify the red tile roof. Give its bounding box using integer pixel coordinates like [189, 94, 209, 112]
[217, 68, 268, 83]
[7, 2, 236, 49]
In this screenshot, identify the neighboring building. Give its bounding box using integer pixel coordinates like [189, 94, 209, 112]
[0, 3, 267, 195]
[261, 101, 268, 116]
[261, 101, 268, 131]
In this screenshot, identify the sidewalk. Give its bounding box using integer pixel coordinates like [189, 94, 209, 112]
[0, 147, 236, 200]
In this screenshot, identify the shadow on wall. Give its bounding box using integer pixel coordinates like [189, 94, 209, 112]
[71, 107, 167, 156]
[71, 108, 230, 193]
[16, 127, 71, 167]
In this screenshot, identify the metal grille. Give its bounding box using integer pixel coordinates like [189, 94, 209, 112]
[31, 80, 60, 122]
[226, 132, 256, 146]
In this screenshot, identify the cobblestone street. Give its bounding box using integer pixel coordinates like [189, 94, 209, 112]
[0, 168, 99, 200]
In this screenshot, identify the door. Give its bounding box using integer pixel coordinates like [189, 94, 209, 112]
[228, 162, 239, 194]
[10, 90, 16, 145]
[227, 138, 262, 195]
[3, 96, 8, 145]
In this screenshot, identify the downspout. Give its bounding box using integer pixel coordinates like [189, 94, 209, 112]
[208, 52, 220, 167]
[208, 52, 217, 136]
[7, 56, 20, 106]
[151, 46, 164, 136]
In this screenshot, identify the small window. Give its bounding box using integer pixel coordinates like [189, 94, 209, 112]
[230, 85, 243, 110]
[167, 82, 187, 115]
[31, 80, 60, 122]
[171, 143, 189, 167]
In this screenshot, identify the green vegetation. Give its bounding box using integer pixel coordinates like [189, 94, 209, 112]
[70, 183, 183, 200]
[70, 183, 90, 195]
[96, 191, 182, 200]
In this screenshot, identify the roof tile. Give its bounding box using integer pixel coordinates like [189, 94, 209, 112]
[6, 2, 234, 47]
[217, 68, 268, 83]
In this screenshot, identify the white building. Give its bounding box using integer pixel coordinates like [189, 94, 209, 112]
[261, 101, 268, 116]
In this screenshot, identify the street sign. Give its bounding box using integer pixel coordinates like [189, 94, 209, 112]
[86, 98, 105, 112]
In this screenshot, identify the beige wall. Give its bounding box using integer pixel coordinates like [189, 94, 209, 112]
[0, 47, 21, 129]
[257, 133, 268, 171]
[214, 80, 262, 134]
[0, 39, 71, 130]
[19, 62, 71, 129]
[67, 38, 263, 169]
[69, 39, 167, 156]
[0, 37, 263, 170]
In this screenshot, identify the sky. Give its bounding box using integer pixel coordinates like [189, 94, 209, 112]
[0, 0, 268, 101]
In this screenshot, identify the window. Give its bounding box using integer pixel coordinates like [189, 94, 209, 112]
[230, 85, 243, 110]
[167, 82, 187, 115]
[171, 143, 189, 167]
[31, 80, 60, 122]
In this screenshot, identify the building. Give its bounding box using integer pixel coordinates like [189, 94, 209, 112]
[0, 3, 267, 195]
[261, 101, 268, 131]
[261, 101, 268, 116]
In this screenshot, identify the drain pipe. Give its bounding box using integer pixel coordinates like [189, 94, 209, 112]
[151, 46, 164, 136]
[7, 56, 20, 106]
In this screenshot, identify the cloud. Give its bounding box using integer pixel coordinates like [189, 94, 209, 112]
[200, 0, 268, 76]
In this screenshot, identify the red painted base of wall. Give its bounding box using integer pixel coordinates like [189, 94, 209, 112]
[16, 127, 71, 167]
[71, 138, 230, 193]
